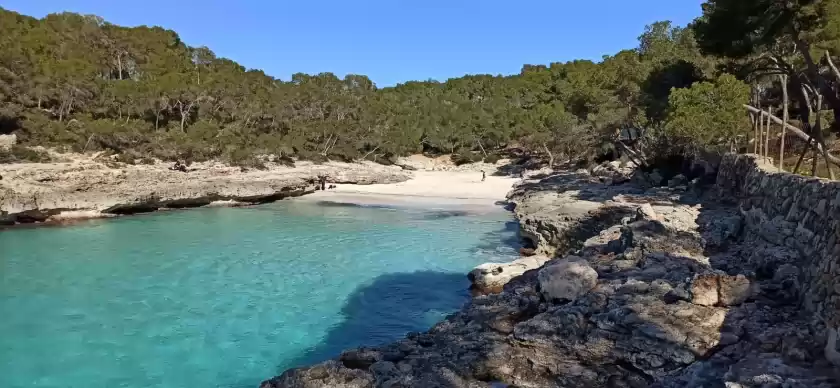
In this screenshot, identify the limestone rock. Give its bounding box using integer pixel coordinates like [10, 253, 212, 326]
[537, 256, 598, 302]
[0, 157, 411, 222]
[636, 203, 659, 222]
[469, 256, 551, 294]
[0, 134, 16, 150]
[690, 272, 720, 306]
[718, 274, 751, 306]
[690, 272, 752, 307]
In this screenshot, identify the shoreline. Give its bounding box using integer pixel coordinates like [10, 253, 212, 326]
[261, 158, 840, 388]
[293, 169, 519, 210]
[0, 154, 517, 228]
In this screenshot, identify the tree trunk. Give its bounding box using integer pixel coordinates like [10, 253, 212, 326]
[780, 74, 788, 171]
[813, 93, 835, 179]
[476, 138, 487, 157]
[744, 105, 840, 168]
[362, 146, 379, 161]
[795, 38, 840, 129]
[542, 143, 554, 168]
[793, 137, 812, 174]
[764, 106, 772, 158]
[155, 109, 163, 131]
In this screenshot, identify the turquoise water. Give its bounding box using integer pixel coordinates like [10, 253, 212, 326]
[0, 200, 518, 388]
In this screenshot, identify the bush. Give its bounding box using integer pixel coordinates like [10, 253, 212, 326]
[483, 153, 502, 164]
[225, 148, 267, 170]
[0, 145, 52, 164]
[451, 150, 482, 165]
[664, 74, 751, 153]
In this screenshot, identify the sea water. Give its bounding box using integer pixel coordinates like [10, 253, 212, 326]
[0, 200, 518, 388]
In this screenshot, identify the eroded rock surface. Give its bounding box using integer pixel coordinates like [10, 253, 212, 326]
[0, 156, 411, 223]
[261, 162, 840, 388]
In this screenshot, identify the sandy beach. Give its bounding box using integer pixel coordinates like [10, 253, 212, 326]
[296, 170, 519, 209]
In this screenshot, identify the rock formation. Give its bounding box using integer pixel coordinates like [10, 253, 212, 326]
[0, 156, 411, 224]
[260, 155, 840, 388]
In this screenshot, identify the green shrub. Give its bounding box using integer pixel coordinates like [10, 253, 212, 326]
[451, 150, 482, 166]
[483, 153, 502, 164]
[0, 145, 52, 164]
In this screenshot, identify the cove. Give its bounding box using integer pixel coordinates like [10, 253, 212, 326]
[0, 200, 518, 388]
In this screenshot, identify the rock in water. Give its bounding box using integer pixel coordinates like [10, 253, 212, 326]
[469, 256, 550, 294]
[537, 256, 598, 302]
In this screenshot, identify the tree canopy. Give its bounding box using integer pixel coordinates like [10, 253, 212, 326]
[1, 4, 836, 168]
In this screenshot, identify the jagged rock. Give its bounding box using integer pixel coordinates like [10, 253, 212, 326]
[261, 360, 374, 388]
[262, 158, 840, 388]
[0, 158, 411, 222]
[690, 272, 721, 306]
[537, 256, 598, 302]
[827, 326, 840, 367]
[690, 272, 752, 307]
[635, 203, 659, 222]
[718, 274, 751, 307]
[518, 247, 535, 256]
[469, 256, 551, 294]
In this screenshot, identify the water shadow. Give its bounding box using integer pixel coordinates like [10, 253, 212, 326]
[279, 271, 471, 373]
[313, 200, 397, 211]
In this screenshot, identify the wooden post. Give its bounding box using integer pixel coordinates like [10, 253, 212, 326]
[780, 74, 788, 171]
[765, 106, 772, 158]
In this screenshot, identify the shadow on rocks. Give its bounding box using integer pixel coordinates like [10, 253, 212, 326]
[277, 271, 474, 375]
[261, 171, 840, 388]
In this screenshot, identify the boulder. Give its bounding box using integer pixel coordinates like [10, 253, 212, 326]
[469, 255, 551, 294]
[718, 274, 751, 306]
[537, 256, 598, 302]
[690, 272, 752, 307]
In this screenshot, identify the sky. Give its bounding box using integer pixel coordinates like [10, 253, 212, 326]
[2, 1, 706, 86]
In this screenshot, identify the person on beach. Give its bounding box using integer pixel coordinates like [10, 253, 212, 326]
[481, 170, 486, 182]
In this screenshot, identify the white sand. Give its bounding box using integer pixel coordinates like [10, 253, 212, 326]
[296, 171, 519, 209]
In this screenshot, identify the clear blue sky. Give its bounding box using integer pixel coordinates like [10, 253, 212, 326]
[2, 1, 705, 86]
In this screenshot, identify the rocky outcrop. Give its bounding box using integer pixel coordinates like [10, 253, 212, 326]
[536, 256, 598, 302]
[0, 156, 411, 224]
[468, 255, 551, 294]
[260, 159, 840, 388]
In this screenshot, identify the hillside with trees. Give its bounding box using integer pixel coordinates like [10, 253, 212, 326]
[1, 1, 839, 172]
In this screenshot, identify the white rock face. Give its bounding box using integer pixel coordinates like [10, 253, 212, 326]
[469, 255, 551, 293]
[0, 134, 16, 150]
[537, 256, 598, 302]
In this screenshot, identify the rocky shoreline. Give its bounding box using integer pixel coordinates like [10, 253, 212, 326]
[0, 155, 413, 226]
[260, 156, 840, 388]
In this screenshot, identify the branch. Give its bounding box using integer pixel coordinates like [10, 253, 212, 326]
[825, 51, 840, 83]
[744, 104, 840, 167]
[362, 146, 379, 161]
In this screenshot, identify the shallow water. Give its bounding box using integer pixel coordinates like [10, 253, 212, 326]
[0, 200, 518, 388]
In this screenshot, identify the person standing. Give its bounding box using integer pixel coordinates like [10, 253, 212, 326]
[481, 170, 486, 182]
